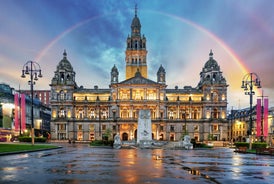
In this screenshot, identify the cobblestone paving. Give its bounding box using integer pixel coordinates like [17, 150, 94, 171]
[1, 144, 274, 184]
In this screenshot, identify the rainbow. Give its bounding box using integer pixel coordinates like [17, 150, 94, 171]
[35, 9, 261, 96]
[34, 13, 115, 61]
[150, 10, 250, 74]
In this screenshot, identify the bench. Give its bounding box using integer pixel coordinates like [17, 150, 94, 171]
[236, 146, 247, 153]
[256, 148, 274, 155]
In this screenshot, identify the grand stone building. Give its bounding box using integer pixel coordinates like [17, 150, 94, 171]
[50, 10, 229, 142]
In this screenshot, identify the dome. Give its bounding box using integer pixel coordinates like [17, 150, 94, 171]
[131, 6, 141, 34]
[111, 64, 119, 74]
[131, 16, 141, 29]
[134, 68, 142, 77]
[157, 65, 165, 74]
[203, 50, 220, 71]
[57, 50, 74, 72]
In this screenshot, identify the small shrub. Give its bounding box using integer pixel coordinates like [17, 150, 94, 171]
[234, 142, 249, 148]
[18, 136, 46, 143]
[234, 142, 267, 150]
[252, 142, 267, 149]
[90, 140, 113, 146]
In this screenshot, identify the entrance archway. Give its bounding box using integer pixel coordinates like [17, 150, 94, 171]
[122, 132, 128, 141]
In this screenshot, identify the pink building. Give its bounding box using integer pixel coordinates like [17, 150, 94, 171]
[20, 90, 51, 107]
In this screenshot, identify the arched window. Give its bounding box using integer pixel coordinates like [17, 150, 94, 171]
[213, 73, 217, 81]
[213, 92, 218, 102]
[60, 90, 65, 100]
[169, 111, 174, 119]
[59, 108, 65, 118]
[121, 109, 128, 119]
[194, 109, 198, 119]
[122, 133, 128, 141]
[213, 108, 218, 119]
[102, 109, 108, 119]
[60, 73, 64, 82]
[90, 109, 95, 119]
[77, 108, 84, 119]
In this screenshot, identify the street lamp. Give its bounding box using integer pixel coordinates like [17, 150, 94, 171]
[241, 72, 261, 149]
[21, 61, 42, 145]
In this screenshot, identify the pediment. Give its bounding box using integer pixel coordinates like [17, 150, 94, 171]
[119, 75, 158, 85]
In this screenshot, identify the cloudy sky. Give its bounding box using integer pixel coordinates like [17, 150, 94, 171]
[0, 0, 273, 109]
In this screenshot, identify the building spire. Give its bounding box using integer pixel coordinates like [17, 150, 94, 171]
[209, 49, 213, 59]
[135, 4, 138, 17]
[63, 49, 67, 58]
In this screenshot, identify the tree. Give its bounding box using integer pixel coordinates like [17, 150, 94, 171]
[102, 128, 112, 141]
[3, 115, 12, 128]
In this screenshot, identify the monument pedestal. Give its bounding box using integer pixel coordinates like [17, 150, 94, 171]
[137, 110, 152, 144]
[139, 140, 153, 148]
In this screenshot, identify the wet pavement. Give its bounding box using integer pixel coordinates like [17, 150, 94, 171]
[1, 144, 274, 184]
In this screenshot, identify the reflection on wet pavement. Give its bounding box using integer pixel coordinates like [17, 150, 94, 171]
[1, 144, 274, 183]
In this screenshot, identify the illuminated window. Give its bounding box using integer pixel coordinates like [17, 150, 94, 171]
[148, 93, 155, 100]
[77, 132, 83, 141]
[169, 111, 174, 119]
[59, 124, 66, 130]
[52, 110, 57, 118]
[135, 91, 141, 100]
[122, 93, 128, 100]
[77, 108, 83, 119]
[102, 110, 108, 119]
[59, 108, 65, 117]
[213, 125, 218, 131]
[221, 111, 225, 119]
[194, 109, 198, 119]
[90, 110, 95, 119]
[121, 109, 128, 118]
[67, 110, 71, 118]
[60, 90, 66, 100]
[213, 92, 218, 102]
[89, 124, 95, 131]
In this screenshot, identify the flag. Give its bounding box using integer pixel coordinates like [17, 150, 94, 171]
[14, 93, 19, 131]
[256, 99, 261, 137]
[21, 94, 26, 131]
[263, 98, 269, 137]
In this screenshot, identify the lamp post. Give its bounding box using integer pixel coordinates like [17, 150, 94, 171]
[21, 61, 42, 145]
[241, 72, 261, 149]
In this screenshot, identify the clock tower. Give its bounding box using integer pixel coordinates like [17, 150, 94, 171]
[125, 6, 148, 79]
